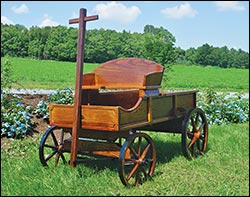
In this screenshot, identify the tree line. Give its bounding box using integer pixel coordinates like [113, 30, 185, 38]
[1, 23, 249, 69]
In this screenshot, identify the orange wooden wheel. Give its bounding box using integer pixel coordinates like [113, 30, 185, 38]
[119, 132, 156, 187]
[182, 108, 208, 160]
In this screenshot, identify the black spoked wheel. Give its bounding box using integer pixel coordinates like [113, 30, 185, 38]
[119, 132, 156, 187]
[182, 108, 208, 160]
[39, 126, 71, 167]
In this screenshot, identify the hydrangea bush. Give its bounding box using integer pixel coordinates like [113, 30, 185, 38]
[197, 89, 249, 125]
[33, 88, 74, 120]
[1, 91, 35, 138]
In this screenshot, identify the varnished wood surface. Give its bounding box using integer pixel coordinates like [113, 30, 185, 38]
[82, 58, 164, 89]
[49, 91, 196, 132]
[64, 138, 130, 159]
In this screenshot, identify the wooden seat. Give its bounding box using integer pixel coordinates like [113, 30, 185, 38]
[82, 58, 165, 90]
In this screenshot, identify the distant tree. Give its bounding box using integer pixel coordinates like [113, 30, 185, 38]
[44, 26, 77, 61]
[185, 47, 196, 65]
[85, 28, 112, 63]
[1, 24, 28, 57]
[228, 48, 249, 69]
[193, 43, 214, 66]
[175, 47, 186, 64]
[143, 25, 176, 65]
[28, 26, 52, 59]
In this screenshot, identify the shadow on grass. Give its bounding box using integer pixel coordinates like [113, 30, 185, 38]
[74, 137, 187, 173]
[73, 134, 212, 175]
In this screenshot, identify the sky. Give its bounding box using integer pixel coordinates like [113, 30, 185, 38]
[1, 1, 249, 52]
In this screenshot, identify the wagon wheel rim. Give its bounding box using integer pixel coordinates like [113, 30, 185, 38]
[182, 108, 208, 160]
[119, 132, 156, 187]
[39, 126, 69, 167]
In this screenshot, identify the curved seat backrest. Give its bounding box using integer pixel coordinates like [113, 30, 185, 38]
[82, 58, 165, 89]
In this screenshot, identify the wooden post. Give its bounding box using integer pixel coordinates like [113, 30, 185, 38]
[69, 8, 98, 167]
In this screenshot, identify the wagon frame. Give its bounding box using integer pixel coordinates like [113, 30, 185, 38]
[39, 8, 208, 187]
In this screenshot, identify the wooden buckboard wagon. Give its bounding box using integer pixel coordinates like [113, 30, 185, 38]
[39, 8, 208, 187]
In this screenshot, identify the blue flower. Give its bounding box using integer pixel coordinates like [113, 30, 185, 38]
[1, 128, 7, 133]
[7, 131, 14, 137]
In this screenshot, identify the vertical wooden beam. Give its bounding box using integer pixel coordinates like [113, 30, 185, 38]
[68, 8, 98, 167]
[70, 8, 86, 167]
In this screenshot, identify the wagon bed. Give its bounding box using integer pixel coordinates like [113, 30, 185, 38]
[49, 89, 197, 132]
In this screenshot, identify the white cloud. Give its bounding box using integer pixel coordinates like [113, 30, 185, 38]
[161, 2, 198, 19]
[39, 14, 59, 27]
[214, 1, 245, 11]
[93, 1, 141, 24]
[11, 3, 29, 14]
[1, 16, 14, 25]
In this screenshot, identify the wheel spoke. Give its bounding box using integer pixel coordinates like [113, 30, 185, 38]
[187, 137, 196, 148]
[195, 113, 199, 125]
[55, 152, 60, 166]
[187, 130, 193, 139]
[141, 165, 147, 177]
[137, 136, 142, 156]
[127, 163, 139, 181]
[198, 122, 205, 133]
[140, 143, 151, 160]
[59, 130, 64, 145]
[50, 132, 58, 146]
[196, 139, 201, 154]
[130, 146, 139, 159]
[135, 169, 140, 186]
[61, 153, 67, 164]
[45, 150, 57, 161]
[191, 117, 197, 132]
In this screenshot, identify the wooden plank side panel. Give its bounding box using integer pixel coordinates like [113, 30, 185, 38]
[119, 98, 148, 128]
[176, 93, 196, 114]
[49, 104, 74, 128]
[49, 104, 119, 131]
[81, 105, 119, 131]
[151, 96, 174, 120]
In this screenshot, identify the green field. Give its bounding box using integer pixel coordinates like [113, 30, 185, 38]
[3, 57, 249, 92]
[1, 123, 249, 196]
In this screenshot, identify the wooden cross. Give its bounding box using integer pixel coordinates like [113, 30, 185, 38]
[69, 8, 98, 167]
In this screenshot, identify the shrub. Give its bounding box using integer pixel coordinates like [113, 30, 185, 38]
[47, 88, 74, 104]
[1, 91, 35, 138]
[33, 88, 74, 120]
[197, 89, 249, 125]
[1, 56, 15, 89]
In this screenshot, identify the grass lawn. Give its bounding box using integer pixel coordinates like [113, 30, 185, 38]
[1, 123, 249, 196]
